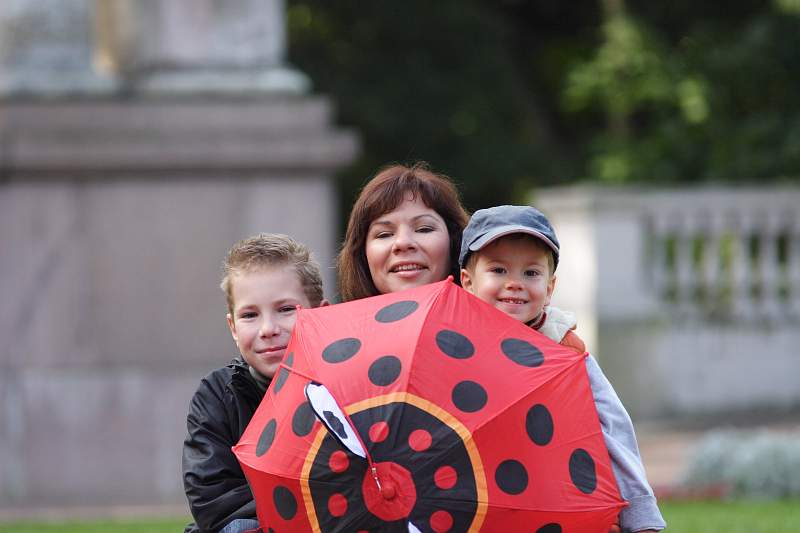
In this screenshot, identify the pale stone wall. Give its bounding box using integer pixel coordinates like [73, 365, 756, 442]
[0, 173, 342, 507]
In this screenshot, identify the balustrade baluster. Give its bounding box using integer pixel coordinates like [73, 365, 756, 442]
[701, 211, 723, 316]
[675, 215, 696, 319]
[727, 211, 751, 320]
[756, 211, 781, 320]
[651, 213, 672, 306]
[788, 213, 800, 320]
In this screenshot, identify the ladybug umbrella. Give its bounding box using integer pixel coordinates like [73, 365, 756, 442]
[233, 279, 626, 532]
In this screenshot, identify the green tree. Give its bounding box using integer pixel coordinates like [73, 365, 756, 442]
[564, 0, 800, 184]
[287, 0, 593, 214]
[287, 0, 800, 225]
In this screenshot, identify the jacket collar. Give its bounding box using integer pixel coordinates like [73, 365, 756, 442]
[227, 356, 271, 397]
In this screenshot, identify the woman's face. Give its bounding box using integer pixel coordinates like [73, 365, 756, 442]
[365, 195, 451, 294]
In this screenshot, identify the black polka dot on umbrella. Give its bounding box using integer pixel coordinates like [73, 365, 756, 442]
[375, 300, 419, 323]
[495, 459, 528, 495]
[272, 352, 294, 394]
[256, 418, 277, 457]
[525, 404, 554, 446]
[569, 448, 597, 494]
[322, 338, 361, 363]
[451, 380, 487, 413]
[273, 485, 298, 520]
[273, 368, 289, 394]
[501, 338, 544, 367]
[292, 401, 316, 437]
[536, 524, 562, 533]
[436, 330, 475, 359]
[368, 355, 402, 386]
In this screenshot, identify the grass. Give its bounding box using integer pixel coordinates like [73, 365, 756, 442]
[659, 500, 800, 532]
[0, 517, 190, 533]
[0, 501, 799, 532]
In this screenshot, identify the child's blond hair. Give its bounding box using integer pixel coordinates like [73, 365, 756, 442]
[221, 233, 324, 314]
[462, 233, 556, 277]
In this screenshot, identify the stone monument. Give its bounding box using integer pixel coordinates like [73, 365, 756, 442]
[0, 0, 358, 516]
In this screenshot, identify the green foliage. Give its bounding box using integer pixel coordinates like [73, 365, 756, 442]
[564, 14, 679, 120]
[286, 0, 800, 221]
[565, 3, 800, 184]
[287, 0, 603, 214]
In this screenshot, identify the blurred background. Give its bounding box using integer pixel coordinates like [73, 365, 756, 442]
[1, 0, 799, 529]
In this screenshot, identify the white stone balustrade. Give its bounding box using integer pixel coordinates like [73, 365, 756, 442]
[534, 187, 800, 420]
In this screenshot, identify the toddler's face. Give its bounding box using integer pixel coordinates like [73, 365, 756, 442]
[461, 236, 555, 324]
[227, 265, 311, 378]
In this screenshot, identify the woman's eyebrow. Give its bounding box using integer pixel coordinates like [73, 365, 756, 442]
[411, 214, 443, 224]
[369, 219, 394, 228]
[370, 213, 441, 227]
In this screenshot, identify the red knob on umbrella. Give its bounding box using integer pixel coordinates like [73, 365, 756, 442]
[380, 481, 397, 500]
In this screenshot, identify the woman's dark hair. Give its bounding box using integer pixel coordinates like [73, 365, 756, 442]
[337, 162, 469, 302]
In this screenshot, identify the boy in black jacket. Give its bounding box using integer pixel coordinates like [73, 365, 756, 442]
[182, 234, 327, 533]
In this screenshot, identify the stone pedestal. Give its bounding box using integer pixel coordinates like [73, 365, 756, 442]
[0, 0, 358, 514]
[0, 97, 357, 513]
[95, 0, 309, 94]
[0, 0, 116, 96]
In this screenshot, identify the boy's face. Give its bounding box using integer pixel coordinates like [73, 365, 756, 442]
[460, 236, 555, 324]
[227, 265, 313, 379]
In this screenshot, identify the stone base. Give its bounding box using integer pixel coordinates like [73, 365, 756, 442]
[0, 95, 358, 507]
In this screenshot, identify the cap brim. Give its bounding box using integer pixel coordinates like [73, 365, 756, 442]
[468, 225, 559, 256]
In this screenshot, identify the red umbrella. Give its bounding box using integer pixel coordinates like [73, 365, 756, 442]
[233, 279, 626, 532]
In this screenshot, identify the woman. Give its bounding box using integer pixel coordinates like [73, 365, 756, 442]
[338, 162, 468, 301]
[337, 162, 628, 533]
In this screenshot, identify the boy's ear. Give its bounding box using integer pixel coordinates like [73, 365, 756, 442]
[460, 268, 474, 293]
[544, 274, 557, 307]
[226, 313, 238, 343]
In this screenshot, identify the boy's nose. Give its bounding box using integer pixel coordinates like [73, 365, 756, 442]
[259, 317, 282, 337]
[505, 277, 523, 290]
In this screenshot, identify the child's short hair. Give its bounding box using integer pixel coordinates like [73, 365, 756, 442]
[462, 233, 556, 276]
[221, 233, 324, 314]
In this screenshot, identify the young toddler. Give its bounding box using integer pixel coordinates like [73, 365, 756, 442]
[460, 205, 666, 533]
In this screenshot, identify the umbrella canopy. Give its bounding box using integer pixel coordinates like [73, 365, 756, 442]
[233, 279, 626, 532]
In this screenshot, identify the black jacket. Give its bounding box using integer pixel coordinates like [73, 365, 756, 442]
[182, 357, 268, 533]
